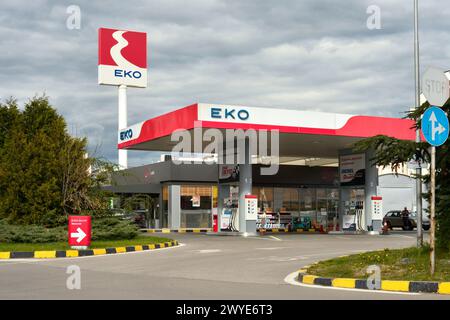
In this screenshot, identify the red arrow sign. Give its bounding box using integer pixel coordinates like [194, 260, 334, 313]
[68, 216, 91, 247]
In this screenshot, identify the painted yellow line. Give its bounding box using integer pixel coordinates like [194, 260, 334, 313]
[193, 229, 201, 233]
[93, 248, 106, 255]
[147, 230, 156, 233]
[178, 230, 186, 233]
[34, 251, 56, 259]
[134, 245, 143, 251]
[298, 269, 307, 274]
[381, 280, 410, 292]
[159, 243, 166, 248]
[438, 282, 450, 295]
[308, 229, 316, 232]
[0, 252, 11, 259]
[302, 275, 318, 285]
[149, 244, 156, 249]
[115, 247, 126, 253]
[161, 229, 171, 233]
[332, 278, 356, 289]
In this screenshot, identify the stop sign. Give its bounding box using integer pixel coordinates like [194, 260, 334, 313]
[422, 67, 450, 107]
[68, 216, 91, 247]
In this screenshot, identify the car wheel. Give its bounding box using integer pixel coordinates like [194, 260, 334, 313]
[423, 225, 430, 231]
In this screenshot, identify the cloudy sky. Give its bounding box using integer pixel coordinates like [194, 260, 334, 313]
[1, 0, 450, 167]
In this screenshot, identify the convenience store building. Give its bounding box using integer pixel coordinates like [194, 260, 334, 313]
[109, 103, 417, 234]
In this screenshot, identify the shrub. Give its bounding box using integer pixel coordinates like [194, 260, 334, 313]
[0, 220, 65, 243]
[91, 217, 139, 241]
[0, 217, 138, 243]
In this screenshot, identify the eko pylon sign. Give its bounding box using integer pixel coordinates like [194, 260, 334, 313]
[98, 27, 147, 88]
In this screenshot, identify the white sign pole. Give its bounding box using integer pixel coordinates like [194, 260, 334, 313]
[430, 145, 436, 275]
[118, 84, 128, 169]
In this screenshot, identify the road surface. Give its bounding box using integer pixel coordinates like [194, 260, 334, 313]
[0, 231, 447, 299]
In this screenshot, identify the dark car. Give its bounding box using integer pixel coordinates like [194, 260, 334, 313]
[383, 210, 430, 231]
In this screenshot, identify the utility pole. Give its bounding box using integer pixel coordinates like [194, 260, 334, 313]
[414, 0, 423, 247]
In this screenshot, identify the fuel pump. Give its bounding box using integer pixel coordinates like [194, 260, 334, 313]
[355, 199, 365, 231]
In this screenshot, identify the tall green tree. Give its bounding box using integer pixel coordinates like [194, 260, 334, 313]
[355, 101, 450, 249]
[0, 96, 114, 226]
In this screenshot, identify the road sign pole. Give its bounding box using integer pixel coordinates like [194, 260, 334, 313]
[414, 0, 423, 247]
[430, 145, 436, 275]
[118, 84, 128, 169]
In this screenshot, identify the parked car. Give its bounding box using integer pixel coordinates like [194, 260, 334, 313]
[383, 210, 430, 231]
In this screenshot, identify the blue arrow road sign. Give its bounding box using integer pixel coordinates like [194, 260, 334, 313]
[421, 106, 449, 146]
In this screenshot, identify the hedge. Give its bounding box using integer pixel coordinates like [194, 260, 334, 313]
[0, 217, 139, 243]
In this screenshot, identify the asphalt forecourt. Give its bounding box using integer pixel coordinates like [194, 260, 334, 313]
[295, 246, 450, 295]
[1, 232, 447, 300]
[0, 236, 178, 259]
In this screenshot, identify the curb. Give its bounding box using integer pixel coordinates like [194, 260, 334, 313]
[141, 228, 211, 233]
[296, 269, 450, 295]
[140, 228, 324, 234]
[0, 240, 179, 259]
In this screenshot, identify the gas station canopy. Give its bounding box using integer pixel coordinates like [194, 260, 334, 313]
[118, 103, 417, 160]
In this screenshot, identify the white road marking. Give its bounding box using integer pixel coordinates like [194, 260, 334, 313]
[256, 247, 291, 250]
[0, 243, 186, 264]
[248, 236, 283, 241]
[194, 249, 222, 254]
[389, 234, 416, 239]
[284, 271, 420, 296]
[248, 255, 309, 262]
[269, 236, 282, 241]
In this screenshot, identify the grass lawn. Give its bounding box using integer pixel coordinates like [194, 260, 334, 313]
[307, 246, 450, 282]
[0, 235, 173, 252]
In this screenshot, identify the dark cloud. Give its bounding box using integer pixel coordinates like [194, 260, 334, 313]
[1, 0, 449, 167]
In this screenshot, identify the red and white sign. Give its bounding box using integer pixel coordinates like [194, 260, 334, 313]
[371, 196, 383, 220]
[245, 194, 258, 221]
[98, 27, 147, 88]
[68, 216, 91, 247]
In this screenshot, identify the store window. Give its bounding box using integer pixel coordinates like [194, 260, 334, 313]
[317, 189, 328, 227]
[280, 188, 299, 212]
[299, 188, 317, 228]
[253, 187, 274, 213]
[180, 185, 212, 228]
[181, 185, 212, 210]
[162, 185, 169, 228]
[272, 187, 299, 229]
[327, 188, 339, 230]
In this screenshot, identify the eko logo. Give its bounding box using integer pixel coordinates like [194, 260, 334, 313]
[98, 27, 147, 88]
[120, 129, 133, 141]
[210, 107, 250, 121]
